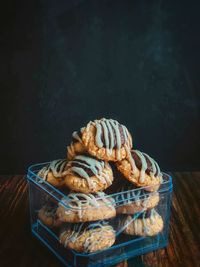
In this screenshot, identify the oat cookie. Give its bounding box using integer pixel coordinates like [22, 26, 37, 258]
[122, 209, 163, 236]
[56, 192, 116, 223]
[116, 150, 162, 191]
[67, 127, 87, 160]
[115, 183, 159, 215]
[59, 221, 115, 253]
[38, 203, 62, 228]
[82, 118, 132, 161]
[65, 155, 113, 193]
[37, 159, 67, 188]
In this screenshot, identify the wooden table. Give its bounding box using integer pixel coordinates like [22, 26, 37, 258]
[0, 173, 200, 267]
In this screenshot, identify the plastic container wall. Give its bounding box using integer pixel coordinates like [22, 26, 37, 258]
[27, 162, 172, 267]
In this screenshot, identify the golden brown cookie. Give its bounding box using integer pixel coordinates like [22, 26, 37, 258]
[38, 203, 62, 228]
[65, 155, 113, 193]
[116, 150, 163, 192]
[67, 127, 87, 160]
[59, 221, 115, 253]
[82, 118, 132, 161]
[115, 183, 159, 215]
[56, 192, 116, 223]
[37, 159, 67, 188]
[122, 209, 163, 236]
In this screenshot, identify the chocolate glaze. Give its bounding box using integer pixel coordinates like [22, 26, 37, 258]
[137, 209, 152, 219]
[131, 151, 158, 176]
[56, 160, 67, 172]
[71, 161, 94, 177]
[67, 195, 95, 207]
[100, 124, 125, 148]
[71, 158, 103, 177]
[69, 200, 79, 207]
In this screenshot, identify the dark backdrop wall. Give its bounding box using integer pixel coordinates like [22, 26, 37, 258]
[0, 0, 200, 174]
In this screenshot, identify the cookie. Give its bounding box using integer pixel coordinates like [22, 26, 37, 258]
[115, 183, 159, 215]
[56, 192, 116, 223]
[37, 159, 67, 188]
[122, 209, 163, 236]
[38, 203, 62, 228]
[65, 155, 113, 193]
[59, 221, 115, 253]
[116, 150, 162, 191]
[82, 118, 132, 161]
[67, 127, 87, 160]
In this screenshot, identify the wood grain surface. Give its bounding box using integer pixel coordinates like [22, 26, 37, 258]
[0, 173, 200, 267]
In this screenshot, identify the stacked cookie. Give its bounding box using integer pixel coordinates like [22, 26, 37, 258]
[37, 118, 164, 253]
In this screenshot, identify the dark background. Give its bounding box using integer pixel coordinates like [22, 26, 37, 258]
[0, 0, 200, 174]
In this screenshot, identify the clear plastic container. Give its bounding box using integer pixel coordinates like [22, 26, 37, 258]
[27, 161, 173, 267]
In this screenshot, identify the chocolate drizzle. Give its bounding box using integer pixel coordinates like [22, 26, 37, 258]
[85, 118, 132, 160]
[37, 159, 67, 181]
[60, 192, 115, 219]
[66, 155, 113, 189]
[70, 158, 103, 177]
[130, 150, 161, 180]
[131, 151, 159, 175]
[137, 209, 152, 219]
[100, 123, 126, 148]
[63, 220, 110, 232]
[60, 221, 115, 252]
[61, 192, 115, 209]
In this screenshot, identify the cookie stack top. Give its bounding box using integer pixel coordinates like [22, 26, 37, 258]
[66, 118, 162, 193]
[37, 117, 162, 196]
[65, 118, 132, 194]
